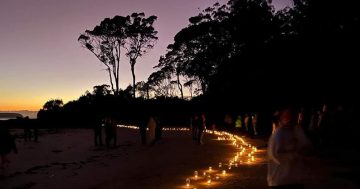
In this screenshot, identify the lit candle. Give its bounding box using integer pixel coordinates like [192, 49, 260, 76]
[186, 178, 190, 187]
[209, 166, 212, 171]
[216, 175, 220, 180]
[207, 175, 211, 184]
[251, 156, 255, 161]
[222, 170, 226, 175]
[218, 162, 222, 168]
[194, 171, 198, 179]
[203, 172, 207, 177]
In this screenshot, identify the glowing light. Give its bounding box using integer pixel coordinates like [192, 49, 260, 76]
[119, 124, 263, 188]
[207, 175, 211, 184]
[186, 178, 190, 187]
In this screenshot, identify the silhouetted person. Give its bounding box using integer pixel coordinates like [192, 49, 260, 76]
[252, 113, 258, 136]
[105, 117, 117, 148]
[318, 104, 331, 148]
[33, 123, 39, 142]
[308, 109, 320, 145]
[0, 126, 17, 168]
[191, 115, 199, 140]
[268, 107, 310, 189]
[197, 113, 206, 144]
[139, 117, 147, 145]
[271, 111, 280, 134]
[23, 117, 32, 142]
[94, 118, 103, 146]
[244, 113, 250, 133]
[155, 117, 163, 142]
[148, 116, 157, 145]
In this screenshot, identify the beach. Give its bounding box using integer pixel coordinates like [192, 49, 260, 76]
[1, 127, 358, 189]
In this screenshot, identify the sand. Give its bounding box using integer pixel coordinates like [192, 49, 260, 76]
[1, 128, 358, 189]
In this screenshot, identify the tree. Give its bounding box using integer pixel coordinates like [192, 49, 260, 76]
[78, 16, 128, 95]
[42, 99, 63, 111]
[92, 84, 111, 97]
[147, 70, 175, 98]
[124, 13, 158, 98]
[154, 51, 185, 99]
[136, 81, 152, 99]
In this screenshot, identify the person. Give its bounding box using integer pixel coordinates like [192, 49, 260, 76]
[197, 113, 206, 144]
[0, 125, 17, 169]
[139, 116, 147, 145]
[154, 116, 163, 142]
[267, 107, 310, 189]
[23, 116, 32, 142]
[191, 115, 198, 140]
[94, 117, 103, 146]
[147, 116, 157, 145]
[105, 117, 117, 148]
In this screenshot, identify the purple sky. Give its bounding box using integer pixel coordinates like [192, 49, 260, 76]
[0, 0, 292, 111]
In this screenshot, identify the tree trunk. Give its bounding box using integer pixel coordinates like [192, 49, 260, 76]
[107, 68, 115, 95]
[114, 72, 119, 96]
[131, 59, 136, 98]
[146, 86, 150, 99]
[177, 74, 184, 99]
[116, 43, 121, 96]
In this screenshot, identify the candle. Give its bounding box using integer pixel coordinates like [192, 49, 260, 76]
[186, 178, 190, 187]
[218, 162, 222, 168]
[222, 170, 226, 175]
[194, 171, 198, 179]
[207, 175, 211, 184]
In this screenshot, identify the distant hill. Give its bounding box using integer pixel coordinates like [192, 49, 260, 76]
[0, 111, 38, 119]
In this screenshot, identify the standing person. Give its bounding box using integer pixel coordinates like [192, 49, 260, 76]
[105, 117, 117, 148]
[0, 126, 17, 169]
[244, 113, 250, 133]
[155, 116, 163, 142]
[94, 117, 103, 146]
[139, 117, 147, 145]
[23, 117, 32, 142]
[267, 107, 310, 189]
[252, 113, 258, 136]
[272, 111, 280, 134]
[191, 115, 199, 140]
[147, 116, 157, 145]
[197, 113, 206, 145]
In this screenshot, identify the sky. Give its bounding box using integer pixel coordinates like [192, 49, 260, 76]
[0, 0, 292, 111]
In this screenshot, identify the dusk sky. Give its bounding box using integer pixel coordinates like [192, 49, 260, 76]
[0, 0, 292, 111]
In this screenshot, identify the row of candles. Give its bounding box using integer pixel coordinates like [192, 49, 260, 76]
[116, 125, 259, 188]
[183, 130, 258, 188]
[117, 125, 190, 131]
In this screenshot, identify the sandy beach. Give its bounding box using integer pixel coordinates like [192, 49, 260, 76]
[1, 127, 358, 189]
[1, 128, 262, 189]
